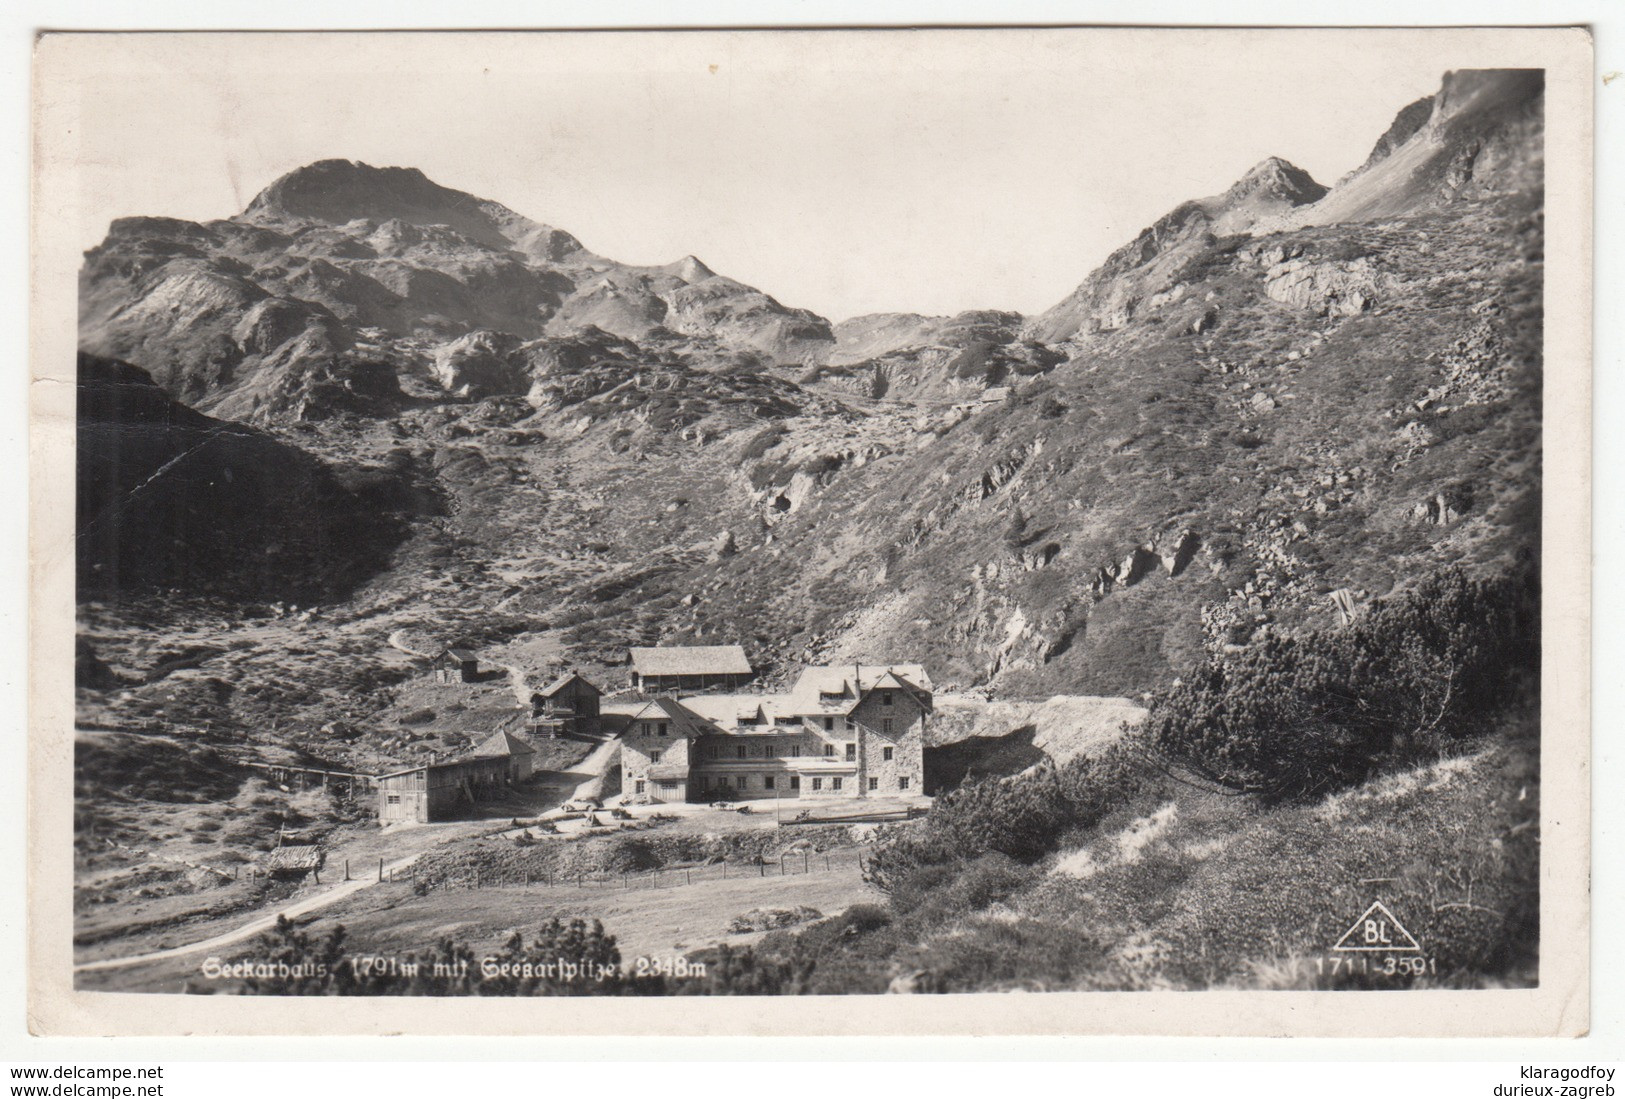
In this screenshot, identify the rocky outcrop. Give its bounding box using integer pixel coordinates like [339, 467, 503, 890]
[433, 330, 529, 398]
[1024, 158, 1326, 343]
[1261, 256, 1383, 317]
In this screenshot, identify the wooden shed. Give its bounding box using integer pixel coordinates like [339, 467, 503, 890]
[433, 647, 480, 684]
[530, 670, 603, 737]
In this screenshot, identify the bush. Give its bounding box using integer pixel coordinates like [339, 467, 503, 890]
[1147, 566, 1536, 801]
[907, 916, 1105, 992]
[865, 743, 1151, 897]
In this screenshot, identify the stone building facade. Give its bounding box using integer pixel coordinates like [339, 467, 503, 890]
[617, 665, 931, 804]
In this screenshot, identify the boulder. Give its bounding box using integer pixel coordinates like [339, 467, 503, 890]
[709, 530, 738, 562]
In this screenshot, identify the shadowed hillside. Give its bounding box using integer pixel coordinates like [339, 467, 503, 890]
[76, 351, 417, 603]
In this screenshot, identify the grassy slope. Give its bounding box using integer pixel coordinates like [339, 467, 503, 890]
[897, 714, 1538, 991]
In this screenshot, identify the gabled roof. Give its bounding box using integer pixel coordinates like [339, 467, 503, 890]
[629, 645, 753, 677]
[678, 693, 780, 729]
[865, 669, 934, 711]
[787, 665, 933, 712]
[625, 696, 722, 738]
[537, 671, 602, 698]
[441, 647, 478, 662]
[467, 730, 535, 759]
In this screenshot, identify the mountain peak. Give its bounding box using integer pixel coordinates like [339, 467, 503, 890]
[1225, 157, 1328, 206]
[245, 160, 439, 220]
[665, 255, 717, 284]
[243, 159, 542, 255]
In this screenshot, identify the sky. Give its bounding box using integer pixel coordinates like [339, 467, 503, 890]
[50, 29, 1527, 321]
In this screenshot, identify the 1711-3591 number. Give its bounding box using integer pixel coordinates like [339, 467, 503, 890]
[1315, 955, 1436, 977]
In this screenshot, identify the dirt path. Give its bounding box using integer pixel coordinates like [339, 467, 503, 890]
[74, 850, 428, 974]
[499, 661, 533, 710]
[566, 736, 622, 801]
[386, 629, 431, 658]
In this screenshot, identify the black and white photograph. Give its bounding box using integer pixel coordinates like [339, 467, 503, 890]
[29, 25, 1592, 1036]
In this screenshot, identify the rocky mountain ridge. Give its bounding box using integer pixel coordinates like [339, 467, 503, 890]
[81, 160, 839, 421]
[76, 69, 1543, 749]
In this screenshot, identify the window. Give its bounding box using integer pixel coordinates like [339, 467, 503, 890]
[868, 777, 879, 791]
[824, 744, 835, 757]
[790, 776, 801, 790]
[737, 745, 747, 759]
[898, 776, 910, 790]
[387, 794, 401, 805]
[812, 777, 823, 791]
[641, 723, 652, 736]
[832, 777, 843, 791]
[635, 780, 646, 794]
[824, 716, 834, 731]
[649, 750, 662, 763]
[765, 776, 776, 790]
[659, 782, 677, 792]
[882, 746, 894, 761]
[791, 745, 802, 757]
[738, 776, 750, 789]
[883, 691, 893, 706]
[882, 718, 893, 736]
[658, 722, 668, 737]
[845, 743, 857, 761]
[844, 716, 854, 731]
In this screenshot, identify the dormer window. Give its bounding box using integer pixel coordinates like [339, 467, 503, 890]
[882, 691, 893, 706]
[824, 716, 834, 731]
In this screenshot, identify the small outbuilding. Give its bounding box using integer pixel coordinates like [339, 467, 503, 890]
[530, 670, 603, 738]
[261, 845, 325, 881]
[433, 647, 480, 684]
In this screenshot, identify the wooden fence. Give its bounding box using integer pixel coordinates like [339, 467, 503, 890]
[382, 847, 872, 894]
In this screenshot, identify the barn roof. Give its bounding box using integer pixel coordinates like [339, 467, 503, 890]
[629, 645, 753, 677]
[468, 730, 535, 759]
[377, 754, 511, 781]
[537, 671, 602, 698]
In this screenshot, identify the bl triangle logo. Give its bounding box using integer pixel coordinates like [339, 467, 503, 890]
[1332, 901, 1421, 952]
